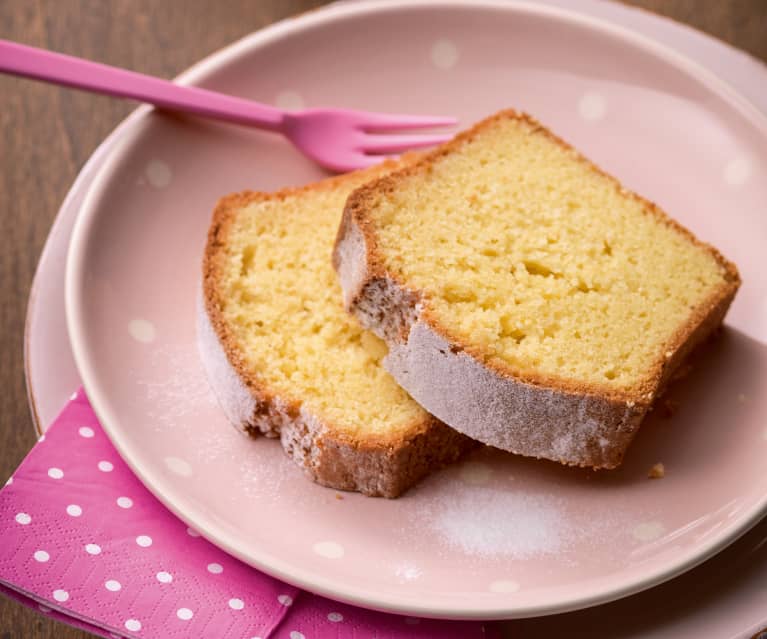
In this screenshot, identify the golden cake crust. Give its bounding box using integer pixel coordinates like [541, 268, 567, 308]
[200, 168, 472, 498]
[333, 110, 740, 469]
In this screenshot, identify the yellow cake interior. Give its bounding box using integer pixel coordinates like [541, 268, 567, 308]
[215, 171, 425, 436]
[366, 115, 734, 391]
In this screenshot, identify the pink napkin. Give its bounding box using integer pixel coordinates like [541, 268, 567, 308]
[0, 390, 497, 639]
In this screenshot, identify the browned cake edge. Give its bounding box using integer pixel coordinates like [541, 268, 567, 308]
[333, 109, 741, 469]
[199, 171, 473, 498]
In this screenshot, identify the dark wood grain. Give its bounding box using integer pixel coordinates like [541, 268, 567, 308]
[0, 2, 765, 637]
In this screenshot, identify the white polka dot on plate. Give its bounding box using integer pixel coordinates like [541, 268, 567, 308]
[78, 426, 95, 438]
[136, 535, 152, 548]
[38, 435, 46, 442]
[53, 589, 69, 602]
[15, 512, 31, 525]
[312, 541, 344, 559]
[278, 594, 293, 606]
[105, 579, 122, 592]
[431, 39, 459, 69]
[327, 612, 343, 622]
[724, 157, 752, 186]
[164, 456, 192, 477]
[176, 607, 193, 620]
[156, 571, 172, 583]
[207, 562, 223, 574]
[229, 598, 244, 610]
[124, 619, 141, 632]
[578, 92, 607, 121]
[633, 521, 665, 542]
[47, 468, 64, 479]
[275, 90, 305, 110]
[289, 632, 305, 639]
[4, 476, 12, 486]
[128, 318, 156, 344]
[33, 550, 50, 563]
[66, 504, 83, 517]
[489, 579, 520, 593]
[85, 543, 101, 555]
[98, 461, 114, 472]
[116, 497, 133, 509]
[186, 527, 200, 537]
[145, 160, 172, 188]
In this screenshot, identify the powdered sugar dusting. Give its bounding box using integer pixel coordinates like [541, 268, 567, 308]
[238, 441, 294, 502]
[135, 342, 237, 464]
[393, 561, 423, 583]
[137, 344, 217, 431]
[428, 484, 568, 558]
[382, 319, 639, 468]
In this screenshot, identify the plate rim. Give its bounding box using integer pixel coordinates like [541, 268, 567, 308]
[64, 0, 767, 620]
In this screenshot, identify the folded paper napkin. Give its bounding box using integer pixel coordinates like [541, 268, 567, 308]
[0, 390, 495, 639]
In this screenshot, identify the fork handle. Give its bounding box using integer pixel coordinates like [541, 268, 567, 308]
[0, 39, 285, 131]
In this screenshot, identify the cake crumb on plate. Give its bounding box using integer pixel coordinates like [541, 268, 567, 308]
[648, 463, 665, 479]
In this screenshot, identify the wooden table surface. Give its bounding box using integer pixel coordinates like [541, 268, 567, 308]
[1, 1, 766, 637]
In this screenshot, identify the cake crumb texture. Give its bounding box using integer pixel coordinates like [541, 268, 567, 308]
[212, 173, 421, 437]
[360, 112, 738, 395]
[202, 160, 472, 497]
[336, 110, 740, 468]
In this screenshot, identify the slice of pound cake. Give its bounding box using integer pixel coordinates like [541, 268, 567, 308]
[199, 161, 472, 498]
[334, 110, 740, 469]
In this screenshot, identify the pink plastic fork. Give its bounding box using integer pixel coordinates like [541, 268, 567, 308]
[0, 39, 455, 172]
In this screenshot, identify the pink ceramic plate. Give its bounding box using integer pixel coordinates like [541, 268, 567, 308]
[64, 0, 767, 620]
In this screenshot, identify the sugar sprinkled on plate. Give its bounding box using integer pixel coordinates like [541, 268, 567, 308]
[427, 484, 568, 558]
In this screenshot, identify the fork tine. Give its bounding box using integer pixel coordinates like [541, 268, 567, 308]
[360, 112, 457, 132]
[361, 133, 453, 154]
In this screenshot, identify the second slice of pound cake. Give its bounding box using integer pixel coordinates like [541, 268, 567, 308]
[199, 161, 472, 498]
[334, 110, 740, 469]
